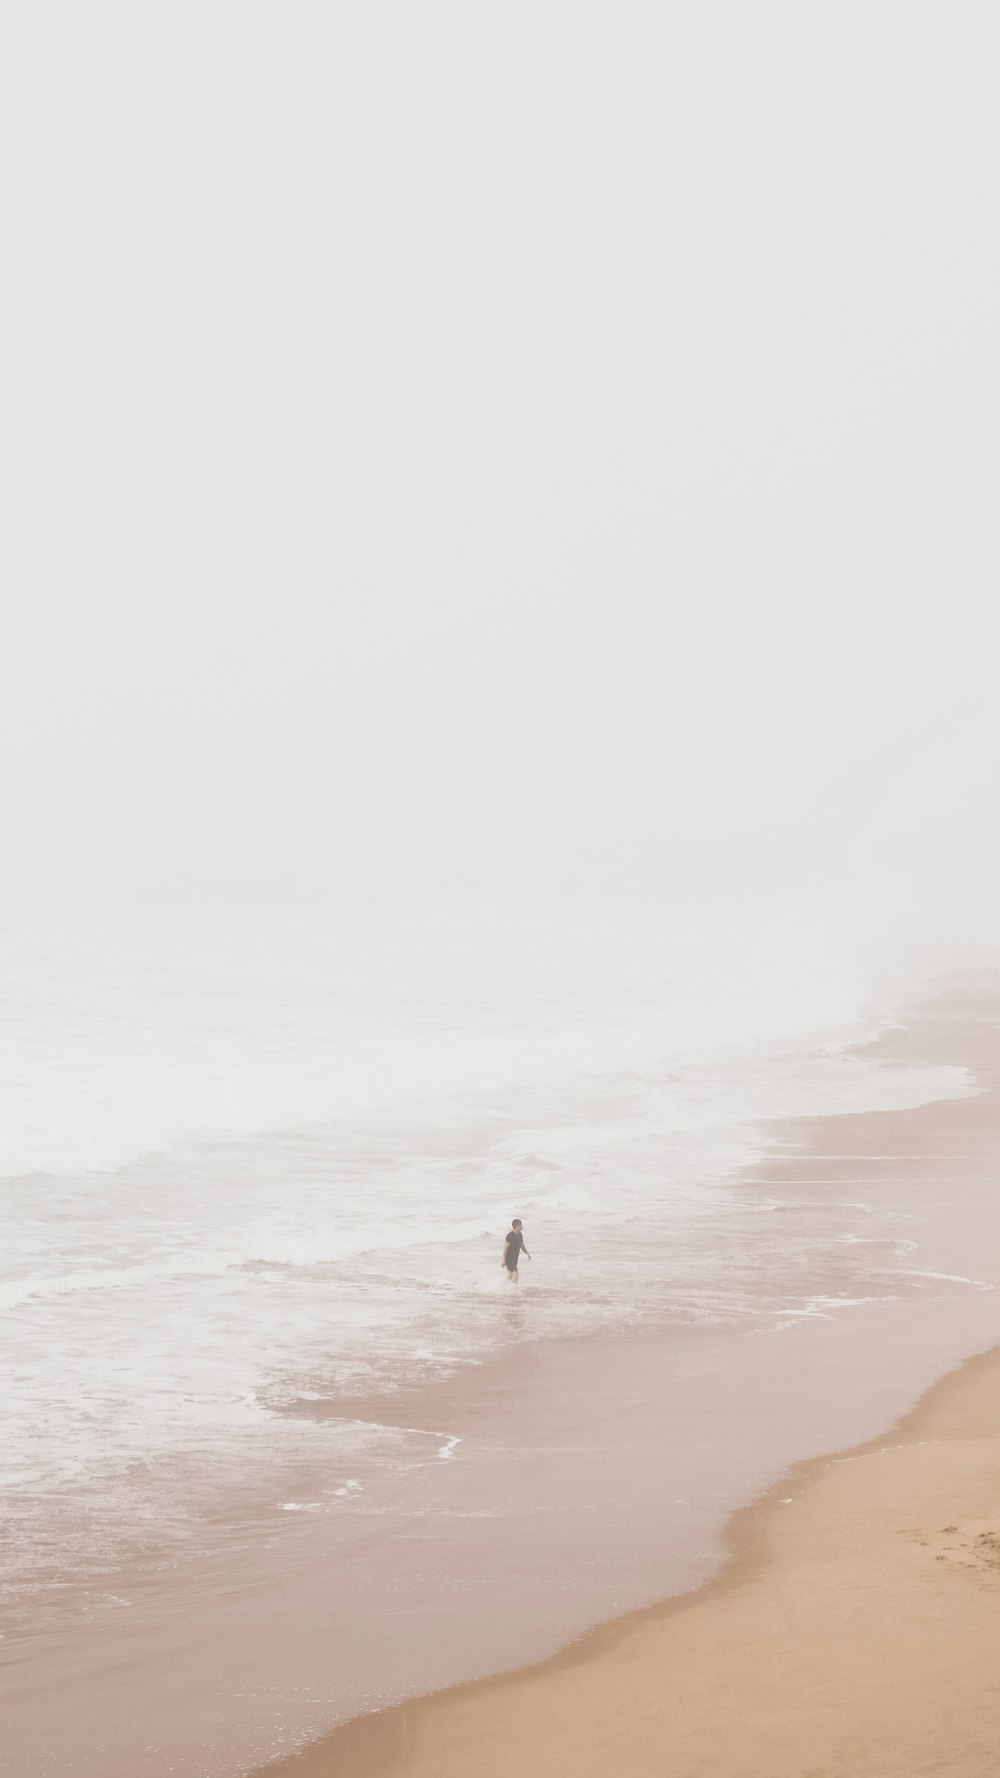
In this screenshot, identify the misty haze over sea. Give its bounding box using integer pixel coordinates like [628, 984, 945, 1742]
[3, 5, 998, 936]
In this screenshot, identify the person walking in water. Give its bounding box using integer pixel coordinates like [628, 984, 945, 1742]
[502, 1219, 531, 1283]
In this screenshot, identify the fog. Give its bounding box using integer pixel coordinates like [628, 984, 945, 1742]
[3, 3, 998, 934]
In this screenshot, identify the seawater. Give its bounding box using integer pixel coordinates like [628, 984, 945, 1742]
[0, 908, 970, 1649]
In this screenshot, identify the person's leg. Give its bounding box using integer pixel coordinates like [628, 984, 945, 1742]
[507, 1265, 519, 1284]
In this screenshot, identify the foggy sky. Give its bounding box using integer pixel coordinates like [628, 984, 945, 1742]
[3, 4, 998, 928]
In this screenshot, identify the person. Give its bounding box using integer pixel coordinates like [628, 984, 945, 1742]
[502, 1218, 531, 1283]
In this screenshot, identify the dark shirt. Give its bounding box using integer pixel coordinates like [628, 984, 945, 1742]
[504, 1230, 524, 1266]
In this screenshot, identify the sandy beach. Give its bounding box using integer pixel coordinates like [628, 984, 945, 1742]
[262, 1340, 1000, 1777]
[254, 986, 1000, 1778]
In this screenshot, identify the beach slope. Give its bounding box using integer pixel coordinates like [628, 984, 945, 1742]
[264, 1341, 1000, 1777]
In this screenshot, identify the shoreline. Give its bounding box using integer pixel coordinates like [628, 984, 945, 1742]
[253, 987, 1000, 1778]
[260, 1337, 1000, 1776]
[9, 982, 1000, 1777]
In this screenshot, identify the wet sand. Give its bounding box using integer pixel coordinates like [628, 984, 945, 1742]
[261, 1340, 1000, 1777]
[256, 983, 1000, 1778]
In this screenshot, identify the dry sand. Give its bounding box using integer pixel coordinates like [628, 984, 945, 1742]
[263, 1340, 1000, 1777]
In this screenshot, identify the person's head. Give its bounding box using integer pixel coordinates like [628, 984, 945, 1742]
[511, 1219, 522, 1230]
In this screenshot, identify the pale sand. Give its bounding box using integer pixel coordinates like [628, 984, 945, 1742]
[263, 1340, 1000, 1777]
